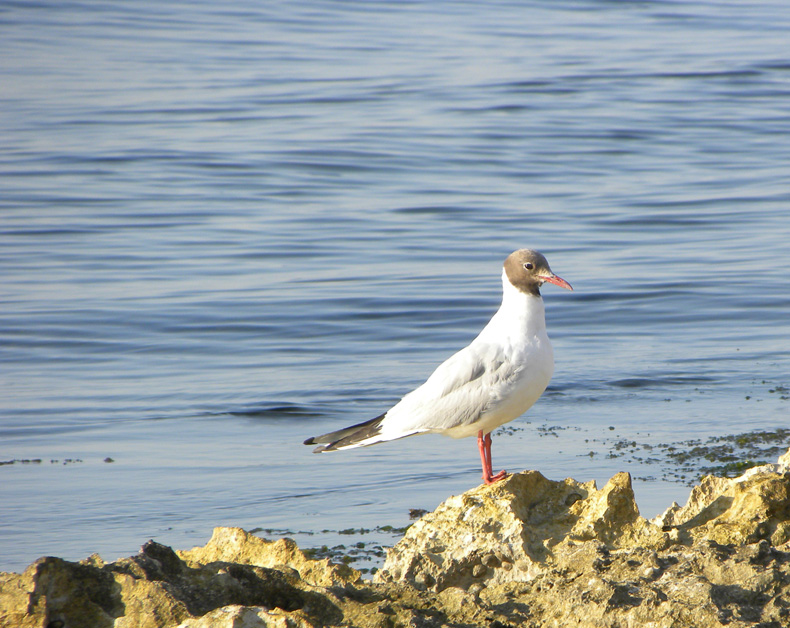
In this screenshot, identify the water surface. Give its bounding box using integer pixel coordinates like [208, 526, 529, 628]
[1, 0, 789, 573]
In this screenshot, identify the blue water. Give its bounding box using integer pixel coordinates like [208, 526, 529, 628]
[1, 0, 789, 573]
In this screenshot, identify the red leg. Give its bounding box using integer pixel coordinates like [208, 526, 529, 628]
[485, 433, 508, 483]
[477, 430, 507, 485]
[477, 430, 488, 477]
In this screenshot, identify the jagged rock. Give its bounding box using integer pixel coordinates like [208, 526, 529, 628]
[175, 605, 314, 628]
[374, 469, 666, 590]
[177, 526, 359, 588]
[2, 448, 790, 628]
[653, 464, 790, 546]
[0, 533, 345, 628]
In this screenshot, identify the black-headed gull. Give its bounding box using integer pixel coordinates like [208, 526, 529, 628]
[304, 249, 572, 485]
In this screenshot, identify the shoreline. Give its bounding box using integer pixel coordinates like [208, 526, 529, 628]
[1, 424, 789, 577]
[2, 448, 789, 627]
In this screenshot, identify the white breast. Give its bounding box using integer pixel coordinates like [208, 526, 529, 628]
[442, 287, 554, 438]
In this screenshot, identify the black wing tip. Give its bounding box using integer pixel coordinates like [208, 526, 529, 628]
[304, 436, 329, 452]
[303, 412, 387, 453]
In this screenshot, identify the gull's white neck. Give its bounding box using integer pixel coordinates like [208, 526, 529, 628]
[495, 268, 547, 336]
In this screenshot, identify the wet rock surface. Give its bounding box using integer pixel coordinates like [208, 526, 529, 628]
[3, 449, 790, 628]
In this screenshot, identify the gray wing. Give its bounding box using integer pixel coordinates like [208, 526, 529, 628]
[378, 342, 515, 436]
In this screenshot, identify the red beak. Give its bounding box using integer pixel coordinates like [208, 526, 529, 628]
[540, 273, 573, 291]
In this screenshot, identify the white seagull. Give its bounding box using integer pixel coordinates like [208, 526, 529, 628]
[304, 249, 573, 485]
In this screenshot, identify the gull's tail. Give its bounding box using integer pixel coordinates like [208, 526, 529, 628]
[304, 413, 388, 453]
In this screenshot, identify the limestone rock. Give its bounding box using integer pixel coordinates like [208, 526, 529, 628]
[177, 527, 359, 587]
[175, 605, 314, 628]
[0, 533, 345, 628]
[653, 458, 790, 546]
[2, 447, 790, 628]
[374, 470, 665, 590]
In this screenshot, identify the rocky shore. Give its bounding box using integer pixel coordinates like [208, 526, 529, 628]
[2, 448, 789, 628]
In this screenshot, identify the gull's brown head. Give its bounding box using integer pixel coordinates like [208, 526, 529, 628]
[503, 249, 573, 296]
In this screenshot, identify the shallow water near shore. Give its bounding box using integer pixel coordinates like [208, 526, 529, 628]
[1, 0, 790, 573]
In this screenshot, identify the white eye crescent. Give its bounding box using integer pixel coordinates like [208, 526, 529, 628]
[523, 262, 534, 270]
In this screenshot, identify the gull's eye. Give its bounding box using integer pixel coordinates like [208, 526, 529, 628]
[523, 262, 534, 270]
